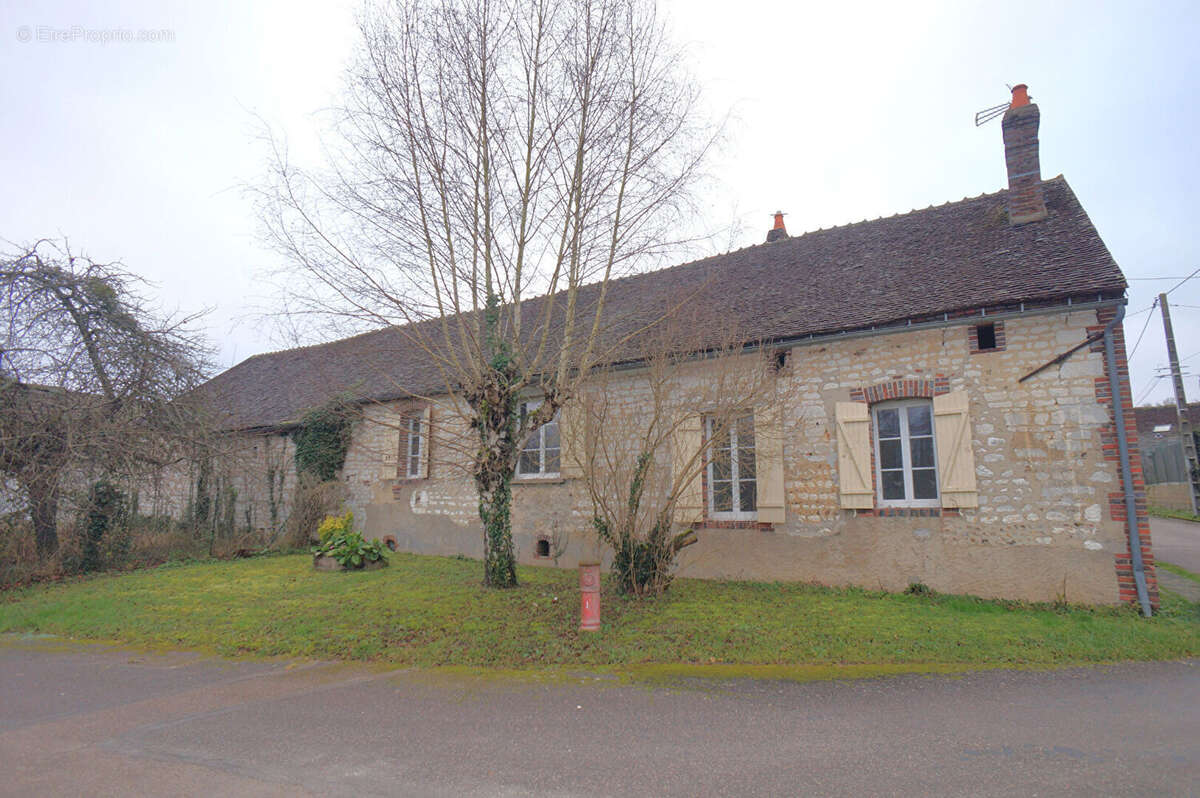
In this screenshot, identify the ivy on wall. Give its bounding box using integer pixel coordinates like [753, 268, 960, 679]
[292, 396, 360, 481]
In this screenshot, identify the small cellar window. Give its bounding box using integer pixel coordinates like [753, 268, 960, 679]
[975, 323, 998, 351]
[535, 538, 551, 558]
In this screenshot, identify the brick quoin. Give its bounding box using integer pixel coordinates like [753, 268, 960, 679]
[1095, 305, 1159, 608]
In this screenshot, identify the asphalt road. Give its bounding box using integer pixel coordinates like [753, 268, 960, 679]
[1152, 516, 1200, 573]
[1, 638, 1196, 797]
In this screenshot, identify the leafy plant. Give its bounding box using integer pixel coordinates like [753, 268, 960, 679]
[312, 513, 388, 569]
[317, 511, 355, 546]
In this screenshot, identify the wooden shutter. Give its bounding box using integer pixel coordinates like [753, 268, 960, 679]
[383, 411, 400, 478]
[755, 405, 786, 523]
[933, 390, 977, 508]
[835, 401, 874, 509]
[559, 403, 583, 479]
[672, 414, 705, 524]
[417, 405, 432, 479]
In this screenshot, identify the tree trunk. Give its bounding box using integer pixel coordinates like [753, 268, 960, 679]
[478, 469, 518, 588]
[29, 480, 59, 558]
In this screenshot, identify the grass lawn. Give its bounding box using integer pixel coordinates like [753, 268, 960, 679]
[1149, 505, 1200, 523]
[1, 553, 1198, 672]
[1159, 561, 1200, 583]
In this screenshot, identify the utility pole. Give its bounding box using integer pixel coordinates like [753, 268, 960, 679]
[1159, 292, 1200, 514]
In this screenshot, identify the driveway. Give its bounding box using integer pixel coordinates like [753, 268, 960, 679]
[1151, 515, 1200, 573]
[1, 637, 1196, 797]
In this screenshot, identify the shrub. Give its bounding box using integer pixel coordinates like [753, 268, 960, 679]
[312, 515, 388, 570]
[594, 514, 696, 597]
[284, 474, 348, 548]
[80, 480, 127, 573]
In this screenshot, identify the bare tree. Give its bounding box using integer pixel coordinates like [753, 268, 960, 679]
[258, 0, 715, 586]
[0, 239, 212, 555]
[569, 309, 777, 594]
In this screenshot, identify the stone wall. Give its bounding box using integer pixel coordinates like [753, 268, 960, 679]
[335, 305, 1153, 606]
[151, 432, 298, 539]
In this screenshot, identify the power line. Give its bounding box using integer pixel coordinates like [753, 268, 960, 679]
[1135, 374, 1166, 405]
[1127, 278, 1200, 363]
[1127, 297, 1158, 360]
[1164, 266, 1200, 296]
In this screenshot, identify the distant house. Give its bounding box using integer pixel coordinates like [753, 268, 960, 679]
[1134, 402, 1200, 512]
[188, 85, 1156, 609]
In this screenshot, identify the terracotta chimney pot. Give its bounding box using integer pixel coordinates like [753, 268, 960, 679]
[766, 211, 788, 243]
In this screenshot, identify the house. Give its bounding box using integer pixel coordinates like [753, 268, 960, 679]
[1134, 401, 1200, 512]
[189, 85, 1156, 609]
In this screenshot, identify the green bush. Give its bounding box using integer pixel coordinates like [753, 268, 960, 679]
[80, 480, 127, 573]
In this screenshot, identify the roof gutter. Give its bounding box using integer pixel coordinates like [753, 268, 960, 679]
[1102, 302, 1153, 617]
[770, 295, 1122, 353]
[600, 296, 1124, 378]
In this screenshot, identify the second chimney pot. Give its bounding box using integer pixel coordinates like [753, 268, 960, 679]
[766, 211, 788, 243]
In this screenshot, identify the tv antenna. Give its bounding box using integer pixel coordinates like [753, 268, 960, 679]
[974, 84, 1016, 127]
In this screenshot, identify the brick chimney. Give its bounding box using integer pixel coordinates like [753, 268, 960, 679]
[766, 211, 788, 243]
[1001, 84, 1048, 225]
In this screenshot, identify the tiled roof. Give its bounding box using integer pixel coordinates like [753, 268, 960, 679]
[200, 176, 1126, 431]
[1133, 403, 1200, 436]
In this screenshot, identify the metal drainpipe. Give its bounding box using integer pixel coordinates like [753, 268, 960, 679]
[1103, 302, 1152, 617]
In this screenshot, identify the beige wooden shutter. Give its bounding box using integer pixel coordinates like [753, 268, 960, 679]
[755, 405, 786, 523]
[559, 403, 583, 479]
[383, 410, 400, 479]
[672, 414, 705, 524]
[933, 390, 978, 508]
[835, 401, 874, 509]
[418, 405, 432, 479]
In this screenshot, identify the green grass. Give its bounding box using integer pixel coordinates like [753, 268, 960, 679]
[1159, 561, 1200, 583]
[1148, 505, 1200, 523]
[1, 553, 1198, 670]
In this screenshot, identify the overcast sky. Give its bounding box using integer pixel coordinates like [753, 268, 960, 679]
[3, 0, 1198, 405]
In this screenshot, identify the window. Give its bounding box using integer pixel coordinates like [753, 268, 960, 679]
[706, 414, 756, 518]
[873, 400, 939, 506]
[402, 413, 425, 479]
[517, 401, 561, 477]
[975, 323, 997, 351]
[970, 321, 1004, 353]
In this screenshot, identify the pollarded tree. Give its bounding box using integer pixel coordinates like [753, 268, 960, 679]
[259, 0, 716, 586]
[0, 239, 211, 555]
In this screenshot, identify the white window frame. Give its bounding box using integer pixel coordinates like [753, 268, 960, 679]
[403, 413, 425, 479]
[516, 400, 561, 478]
[872, 399, 940, 508]
[705, 414, 757, 520]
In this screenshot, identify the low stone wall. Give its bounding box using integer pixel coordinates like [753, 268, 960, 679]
[1147, 482, 1193, 513]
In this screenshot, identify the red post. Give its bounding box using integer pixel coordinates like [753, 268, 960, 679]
[579, 561, 601, 632]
